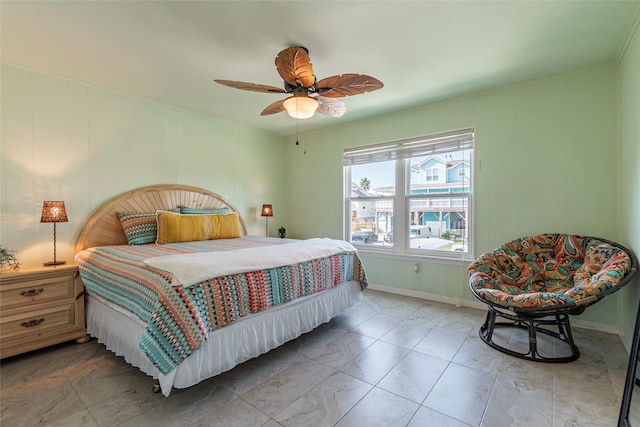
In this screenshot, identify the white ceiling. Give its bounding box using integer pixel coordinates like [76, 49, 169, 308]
[2, 1, 639, 136]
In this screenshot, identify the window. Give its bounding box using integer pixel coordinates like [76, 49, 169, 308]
[425, 167, 439, 182]
[345, 161, 395, 247]
[344, 128, 474, 259]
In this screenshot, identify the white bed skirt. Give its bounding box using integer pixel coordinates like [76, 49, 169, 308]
[86, 280, 363, 396]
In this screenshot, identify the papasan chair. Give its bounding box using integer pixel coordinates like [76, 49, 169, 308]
[468, 233, 637, 362]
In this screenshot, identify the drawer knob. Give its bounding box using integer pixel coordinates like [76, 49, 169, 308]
[20, 288, 44, 297]
[21, 319, 45, 328]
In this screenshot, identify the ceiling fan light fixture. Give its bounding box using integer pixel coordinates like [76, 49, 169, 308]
[283, 96, 319, 119]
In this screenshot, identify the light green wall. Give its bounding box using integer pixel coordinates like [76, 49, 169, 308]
[618, 22, 640, 343]
[285, 65, 624, 326]
[1, 51, 636, 333]
[0, 64, 287, 268]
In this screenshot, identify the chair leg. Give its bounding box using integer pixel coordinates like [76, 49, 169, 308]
[527, 318, 538, 359]
[480, 308, 496, 342]
[477, 306, 580, 363]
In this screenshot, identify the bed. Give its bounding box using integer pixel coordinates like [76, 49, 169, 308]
[74, 184, 367, 396]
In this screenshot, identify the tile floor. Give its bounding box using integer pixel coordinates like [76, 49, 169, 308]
[0, 289, 633, 427]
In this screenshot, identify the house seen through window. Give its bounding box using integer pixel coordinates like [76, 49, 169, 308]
[343, 128, 474, 259]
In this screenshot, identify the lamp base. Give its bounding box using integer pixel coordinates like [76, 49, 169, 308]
[44, 260, 66, 266]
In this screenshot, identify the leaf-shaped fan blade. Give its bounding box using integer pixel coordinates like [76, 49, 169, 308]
[260, 99, 287, 116]
[214, 80, 286, 94]
[315, 74, 383, 98]
[275, 47, 316, 88]
[315, 96, 346, 118]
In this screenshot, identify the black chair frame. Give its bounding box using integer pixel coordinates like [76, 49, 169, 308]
[478, 302, 586, 363]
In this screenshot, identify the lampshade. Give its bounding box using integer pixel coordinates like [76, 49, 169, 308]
[283, 96, 319, 119]
[261, 204, 273, 217]
[40, 201, 69, 223]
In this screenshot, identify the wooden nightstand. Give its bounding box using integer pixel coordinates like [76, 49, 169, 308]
[0, 264, 87, 358]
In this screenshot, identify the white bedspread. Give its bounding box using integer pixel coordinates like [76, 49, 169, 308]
[143, 238, 357, 287]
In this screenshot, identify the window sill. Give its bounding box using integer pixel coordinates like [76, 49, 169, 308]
[355, 247, 474, 266]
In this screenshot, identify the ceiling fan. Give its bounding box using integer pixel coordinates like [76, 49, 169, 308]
[214, 47, 383, 119]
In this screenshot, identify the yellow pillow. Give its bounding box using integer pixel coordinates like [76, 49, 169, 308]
[156, 211, 241, 244]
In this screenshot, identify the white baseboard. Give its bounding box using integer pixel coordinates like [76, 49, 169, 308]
[367, 283, 486, 310]
[366, 283, 630, 353]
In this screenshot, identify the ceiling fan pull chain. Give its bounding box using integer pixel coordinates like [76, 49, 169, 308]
[295, 117, 307, 155]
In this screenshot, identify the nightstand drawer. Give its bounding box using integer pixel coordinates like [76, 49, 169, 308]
[0, 302, 77, 341]
[0, 273, 75, 309]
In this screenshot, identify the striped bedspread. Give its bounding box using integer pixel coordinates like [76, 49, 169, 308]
[74, 237, 368, 374]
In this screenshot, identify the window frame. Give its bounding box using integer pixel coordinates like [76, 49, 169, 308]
[343, 128, 475, 262]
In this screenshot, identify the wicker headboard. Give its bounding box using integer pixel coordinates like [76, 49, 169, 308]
[75, 184, 248, 252]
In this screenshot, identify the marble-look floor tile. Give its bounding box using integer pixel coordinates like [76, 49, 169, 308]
[570, 326, 619, 366]
[350, 312, 405, 339]
[291, 324, 350, 356]
[118, 380, 236, 427]
[45, 408, 99, 427]
[552, 360, 620, 426]
[46, 337, 102, 361]
[1, 369, 88, 427]
[303, 331, 376, 368]
[553, 404, 619, 427]
[369, 295, 424, 318]
[364, 290, 409, 310]
[338, 340, 409, 384]
[350, 292, 388, 313]
[69, 352, 153, 407]
[85, 376, 167, 426]
[424, 363, 496, 426]
[0, 346, 64, 388]
[411, 302, 454, 329]
[481, 358, 553, 427]
[437, 307, 484, 335]
[214, 342, 306, 395]
[607, 354, 631, 401]
[329, 307, 377, 330]
[240, 357, 334, 417]
[408, 406, 473, 427]
[335, 387, 419, 427]
[377, 350, 449, 403]
[190, 396, 271, 427]
[414, 326, 468, 361]
[573, 326, 626, 355]
[452, 335, 504, 375]
[379, 316, 434, 349]
[274, 371, 372, 427]
[630, 397, 640, 426]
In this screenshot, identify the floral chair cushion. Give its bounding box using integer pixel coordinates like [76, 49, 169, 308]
[468, 234, 632, 309]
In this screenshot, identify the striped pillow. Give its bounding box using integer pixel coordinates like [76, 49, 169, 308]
[117, 209, 178, 245]
[118, 212, 159, 245]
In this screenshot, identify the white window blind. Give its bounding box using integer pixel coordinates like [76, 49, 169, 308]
[343, 128, 475, 166]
